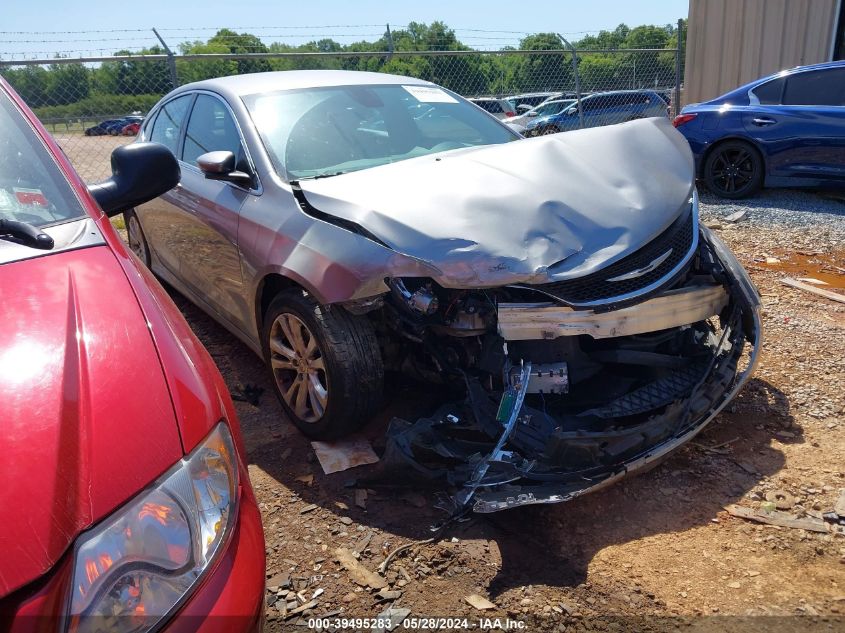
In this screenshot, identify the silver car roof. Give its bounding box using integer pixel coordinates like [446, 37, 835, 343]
[173, 70, 434, 99]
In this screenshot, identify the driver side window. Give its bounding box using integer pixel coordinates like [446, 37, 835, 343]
[182, 94, 249, 173]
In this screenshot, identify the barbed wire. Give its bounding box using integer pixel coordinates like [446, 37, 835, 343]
[0, 24, 680, 61]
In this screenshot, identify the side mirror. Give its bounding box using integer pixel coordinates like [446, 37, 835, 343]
[516, 104, 533, 113]
[197, 151, 253, 186]
[88, 142, 180, 218]
[527, 111, 538, 117]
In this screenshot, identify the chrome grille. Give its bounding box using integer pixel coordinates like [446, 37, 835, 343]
[536, 207, 696, 306]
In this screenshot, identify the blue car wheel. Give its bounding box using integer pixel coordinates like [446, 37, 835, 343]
[703, 140, 763, 199]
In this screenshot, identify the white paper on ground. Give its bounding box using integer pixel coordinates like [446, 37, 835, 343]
[311, 437, 380, 474]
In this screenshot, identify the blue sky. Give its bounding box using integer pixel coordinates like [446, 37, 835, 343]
[1, 0, 688, 59]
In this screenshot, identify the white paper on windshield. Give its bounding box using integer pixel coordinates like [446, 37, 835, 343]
[402, 85, 458, 103]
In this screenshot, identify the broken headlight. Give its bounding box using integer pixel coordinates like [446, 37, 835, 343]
[64, 422, 238, 633]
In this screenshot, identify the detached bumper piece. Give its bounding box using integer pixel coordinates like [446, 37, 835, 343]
[382, 229, 761, 515]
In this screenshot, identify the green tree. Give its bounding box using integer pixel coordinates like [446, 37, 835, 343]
[514, 33, 571, 92]
[207, 29, 272, 75]
[178, 41, 238, 83]
[47, 62, 90, 105]
[3, 65, 50, 106]
[97, 47, 171, 96]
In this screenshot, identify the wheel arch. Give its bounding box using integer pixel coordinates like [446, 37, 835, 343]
[698, 135, 767, 180]
[254, 271, 321, 337]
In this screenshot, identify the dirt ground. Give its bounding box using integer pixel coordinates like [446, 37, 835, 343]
[107, 196, 837, 632]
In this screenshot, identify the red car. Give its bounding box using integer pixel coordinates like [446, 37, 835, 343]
[0, 78, 265, 631]
[121, 121, 141, 136]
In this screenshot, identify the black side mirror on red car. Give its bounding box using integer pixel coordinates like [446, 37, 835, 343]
[87, 142, 180, 217]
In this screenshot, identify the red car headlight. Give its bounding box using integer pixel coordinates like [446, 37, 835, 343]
[65, 422, 239, 633]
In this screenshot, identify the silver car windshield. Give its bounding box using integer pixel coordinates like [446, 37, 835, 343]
[243, 84, 518, 180]
[0, 93, 85, 227]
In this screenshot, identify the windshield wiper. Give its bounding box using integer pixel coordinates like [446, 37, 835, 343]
[0, 219, 54, 250]
[295, 171, 348, 181]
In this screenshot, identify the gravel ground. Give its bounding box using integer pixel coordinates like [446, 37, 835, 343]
[699, 188, 845, 242]
[115, 188, 845, 632]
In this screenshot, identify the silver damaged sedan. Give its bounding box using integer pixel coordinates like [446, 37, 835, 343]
[128, 71, 761, 512]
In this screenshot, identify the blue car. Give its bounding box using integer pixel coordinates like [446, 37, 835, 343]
[674, 61, 845, 199]
[524, 90, 669, 136]
[84, 115, 143, 136]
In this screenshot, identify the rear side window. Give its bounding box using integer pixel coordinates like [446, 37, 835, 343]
[584, 96, 611, 111]
[752, 77, 785, 104]
[149, 94, 192, 154]
[782, 68, 845, 106]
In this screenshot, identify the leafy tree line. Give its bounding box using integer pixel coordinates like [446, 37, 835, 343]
[0, 21, 685, 121]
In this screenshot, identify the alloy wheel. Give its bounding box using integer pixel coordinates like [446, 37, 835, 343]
[269, 312, 328, 423]
[710, 147, 757, 196]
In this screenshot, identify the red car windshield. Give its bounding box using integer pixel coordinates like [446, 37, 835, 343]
[0, 91, 85, 228]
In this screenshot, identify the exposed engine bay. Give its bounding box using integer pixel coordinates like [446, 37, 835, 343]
[347, 223, 761, 515]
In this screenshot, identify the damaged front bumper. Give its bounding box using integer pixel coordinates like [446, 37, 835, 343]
[381, 226, 762, 514]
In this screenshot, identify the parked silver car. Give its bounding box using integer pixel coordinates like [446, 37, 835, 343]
[467, 96, 516, 119]
[129, 71, 760, 512]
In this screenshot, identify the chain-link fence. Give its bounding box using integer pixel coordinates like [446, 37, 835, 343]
[1, 40, 683, 181]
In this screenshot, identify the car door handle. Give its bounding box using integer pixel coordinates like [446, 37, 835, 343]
[752, 117, 776, 126]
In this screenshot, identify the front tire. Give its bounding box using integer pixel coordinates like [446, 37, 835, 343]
[124, 209, 151, 267]
[703, 140, 763, 199]
[540, 125, 560, 136]
[263, 290, 383, 440]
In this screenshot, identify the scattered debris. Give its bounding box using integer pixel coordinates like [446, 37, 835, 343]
[725, 504, 829, 533]
[355, 488, 368, 509]
[376, 589, 403, 601]
[334, 547, 388, 589]
[766, 257, 781, 264]
[835, 490, 845, 518]
[765, 489, 797, 511]
[230, 383, 264, 406]
[781, 277, 845, 304]
[692, 437, 739, 454]
[353, 531, 373, 556]
[797, 277, 830, 286]
[284, 600, 318, 619]
[311, 437, 380, 474]
[299, 504, 318, 515]
[266, 572, 290, 589]
[465, 594, 496, 610]
[374, 608, 412, 633]
[725, 210, 748, 223]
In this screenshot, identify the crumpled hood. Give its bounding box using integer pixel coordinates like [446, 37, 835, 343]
[0, 246, 182, 597]
[299, 117, 695, 287]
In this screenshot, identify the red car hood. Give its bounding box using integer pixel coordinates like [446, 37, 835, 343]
[0, 245, 183, 597]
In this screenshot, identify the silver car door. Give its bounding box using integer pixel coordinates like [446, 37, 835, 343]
[136, 93, 194, 277]
[175, 92, 256, 331]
